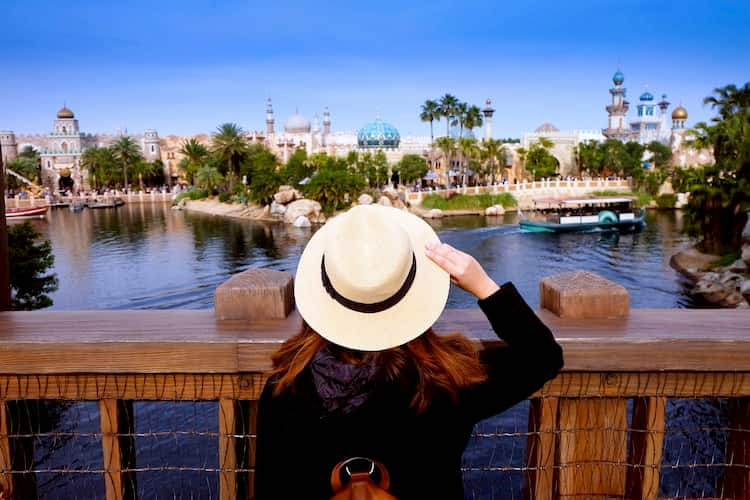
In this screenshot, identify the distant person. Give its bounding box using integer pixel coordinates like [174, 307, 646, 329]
[254, 205, 564, 499]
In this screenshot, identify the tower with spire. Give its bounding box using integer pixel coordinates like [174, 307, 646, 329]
[265, 98, 275, 136]
[603, 69, 634, 140]
[482, 99, 495, 141]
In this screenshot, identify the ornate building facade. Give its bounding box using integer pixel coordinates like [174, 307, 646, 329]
[3, 106, 161, 192]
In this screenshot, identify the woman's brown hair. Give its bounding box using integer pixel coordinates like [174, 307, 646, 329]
[268, 325, 487, 414]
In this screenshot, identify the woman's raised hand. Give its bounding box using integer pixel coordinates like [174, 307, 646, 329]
[425, 242, 500, 300]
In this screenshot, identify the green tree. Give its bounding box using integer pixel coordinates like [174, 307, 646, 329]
[480, 139, 506, 185]
[463, 105, 484, 137]
[439, 94, 459, 137]
[281, 149, 313, 186]
[111, 136, 143, 189]
[6, 157, 39, 188]
[130, 160, 158, 191]
[195, 165, 224, 194]
[248, 163, 283, 205]
[178, 138, 208, 185]
[575, 141, 605, 176]
[646, 141, 673, 169]
[522, 138, 558, 180]
[81, 146, 119, 189]
[434, 137, 455, 184]
[451, 102, 468, 138]
[302, 166, 365, 213]
[8, 222, 58, 310]
[458, 137, 479, 185]
[420, 100, 440, 145]
[397, 154, 429, 184]
[373, 151, 390, 187]
[211, 123, 249, 190]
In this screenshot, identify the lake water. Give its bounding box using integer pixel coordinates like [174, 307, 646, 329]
[16, 204, 718, 498]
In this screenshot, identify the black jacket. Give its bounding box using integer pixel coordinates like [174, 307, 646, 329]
[254, 283, 564, 499]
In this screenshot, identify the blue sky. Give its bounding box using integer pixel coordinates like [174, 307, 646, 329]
[2, 0, 749, 138]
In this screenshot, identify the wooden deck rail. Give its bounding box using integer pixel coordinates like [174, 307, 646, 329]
[0, 269, 748, 499]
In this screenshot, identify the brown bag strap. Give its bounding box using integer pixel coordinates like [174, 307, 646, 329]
[331, 457, 391, 492]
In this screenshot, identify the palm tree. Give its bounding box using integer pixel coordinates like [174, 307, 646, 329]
[451, 102, 468, 138]
[420, 100, 440, 145]
[212, 123, 249, 191]
[130, 160, 158, 192]
[458, 137, 479, 185]
[480, 138, 505, 185]
[704, 83, 750, 121]
[439, 94, 459, 137]
[179, 138, 208, 165]
[195, 165, 224, 193]
[434, 136, 455, 185]
[464, 105, 484, 137]
[111, 136, 143, 190]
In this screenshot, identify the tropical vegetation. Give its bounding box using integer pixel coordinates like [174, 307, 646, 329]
[673, 82, 750, 253]
[421, 193, 517, 211]
[7, 222, 58, 310]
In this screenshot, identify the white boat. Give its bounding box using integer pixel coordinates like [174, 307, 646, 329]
[520, 197, 645, 233]
[5, 205, 50, 219]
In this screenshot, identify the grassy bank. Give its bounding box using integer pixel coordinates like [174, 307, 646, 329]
[421, 193, 517, 210]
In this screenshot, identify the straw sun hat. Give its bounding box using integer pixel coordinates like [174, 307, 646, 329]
[294, 204, 450, 351]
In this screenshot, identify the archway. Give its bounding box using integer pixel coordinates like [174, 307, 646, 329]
[58, 168, 74, 193]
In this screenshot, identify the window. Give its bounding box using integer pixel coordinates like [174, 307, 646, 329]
[151, 145, 155, 153]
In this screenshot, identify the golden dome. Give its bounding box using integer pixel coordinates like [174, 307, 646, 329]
[672, 106, 688, 120]
[57, 106, 75, 119]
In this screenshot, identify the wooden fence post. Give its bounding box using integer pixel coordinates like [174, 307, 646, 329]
[724, 397, 750, 498]
[531, 271, 631, 499]
[0, 402, 12, 498]
[215, 268, 295, 499]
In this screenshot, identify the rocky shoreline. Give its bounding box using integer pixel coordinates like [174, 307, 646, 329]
[669, 219, 750, 308]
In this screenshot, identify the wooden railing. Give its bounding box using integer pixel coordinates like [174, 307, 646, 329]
[0, 269, 749, 499]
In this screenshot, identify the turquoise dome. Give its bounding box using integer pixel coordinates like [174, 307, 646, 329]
[612, 70, 624, 85]
[640, 91, 654, 101]
[357, 117, 400, 148]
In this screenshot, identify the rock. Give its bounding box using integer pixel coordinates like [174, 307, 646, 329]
[494, 204, 506, 215]
[737, 300, 750, 309]
[382, 186, 400, 201]
[722, 292, 746, 307]
[670, 248, 721, 282]
[270, 201, 286, 215]
[357, 193, 373, 205]
[278, 185, 293, 192]
[741, 279, 750, 299]
[485, 206, 498, 216]
[293, 215, 311, 227]
[284, 199, 323, 224]
[728, 259, 748, 273]
[425, 208, 444, 219]
[393, 198, 406, 209]
[742, 244, 750, 266]
[692, 278, 730, 303]
[273, 188, 302, 205]
[378, 196, 392, 207]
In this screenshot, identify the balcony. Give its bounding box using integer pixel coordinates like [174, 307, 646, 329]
[0, 269, 748, 499]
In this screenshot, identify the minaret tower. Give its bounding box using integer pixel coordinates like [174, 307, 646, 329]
[143, 129, 161, 161]
[482, 99, 495, 141]
[658, 94, 671, 141]
[265, 98, 274, 136]
[0, 131, 18, 165]
[603, 69, 632, 141]
[322, 107, 331, 147]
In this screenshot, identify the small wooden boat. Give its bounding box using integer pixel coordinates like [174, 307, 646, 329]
[5, 205, 50, 219]
[520, 197, 645, 233]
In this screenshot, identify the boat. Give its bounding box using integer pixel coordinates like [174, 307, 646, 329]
[87, 197, 125, 209]
[5, 205, 50, 219]
[520, 197, 645, 233]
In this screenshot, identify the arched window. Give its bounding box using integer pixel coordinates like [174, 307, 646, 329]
[151, 145, 155, 153]
[62, 142, 68, 153]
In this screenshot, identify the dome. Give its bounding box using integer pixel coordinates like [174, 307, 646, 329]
[357, 117, 400, 148]
[284, 112, 311, 134]
[534, 122, 559, 133]
[612, 70, 625, 85]
[57, 106, 75, 119]
[672, 106, 688, 120]
[640, 91, 654, 101]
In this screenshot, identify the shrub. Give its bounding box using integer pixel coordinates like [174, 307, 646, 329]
[655, 193, 677, 209]
[8, 222, 58, 310]
[421, 193, 517, 210]
[302, 167, 365, 213]
[218, 192, 232, 203]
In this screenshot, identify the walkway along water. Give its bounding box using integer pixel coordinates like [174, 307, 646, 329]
[0, 268, 749, 499]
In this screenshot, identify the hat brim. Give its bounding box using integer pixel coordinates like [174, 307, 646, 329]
[294, 206, 450, 351]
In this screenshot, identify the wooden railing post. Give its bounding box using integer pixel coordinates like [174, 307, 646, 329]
[0, 401, 13, 498]
[99, 399, 136, 500]
[724, 397, 750, 498]
[626, 396, 666, 500]
[531, 271, 631, 499]
[215, 268, 295, 499]
[524, 397, 559, 500]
